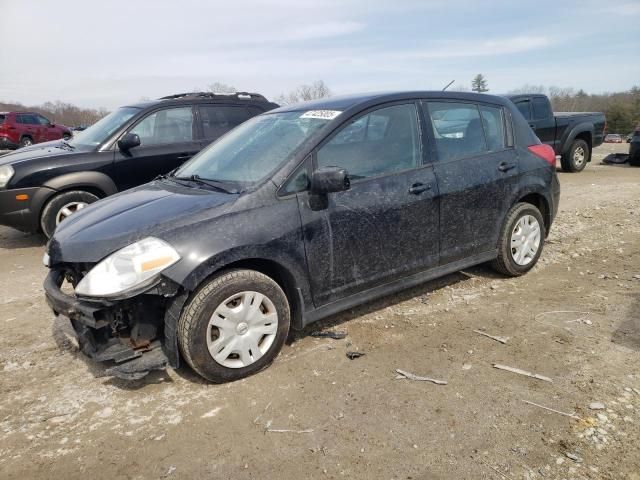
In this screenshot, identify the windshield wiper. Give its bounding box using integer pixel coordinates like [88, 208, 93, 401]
[172, 174, 238, 194]
[59, 140, 76, 150]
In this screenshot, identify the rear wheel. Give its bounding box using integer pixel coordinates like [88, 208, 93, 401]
[491, 202, 546, 277]
[40, 190, 99, 238]
[560, 139, 589, 172]
[19, 136, 33, 148]
[178, 269, 290, 383]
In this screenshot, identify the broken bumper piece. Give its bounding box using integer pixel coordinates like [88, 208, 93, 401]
[44, 270, 171, 380]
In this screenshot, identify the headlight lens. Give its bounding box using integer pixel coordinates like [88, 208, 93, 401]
[75, 237, 180, 298]
[0, 165, 14, 188]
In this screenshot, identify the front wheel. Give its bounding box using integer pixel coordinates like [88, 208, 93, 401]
[40, 190, 99, 238]
[62, 133, 71, 141]
[19, 136, 33, 148]
[491, 202, 546, 277]
[560, 139, 589, 172]
[178, 269, 290, 383]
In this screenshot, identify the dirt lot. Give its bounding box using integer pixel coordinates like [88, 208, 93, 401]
[0, 143, 638, 480]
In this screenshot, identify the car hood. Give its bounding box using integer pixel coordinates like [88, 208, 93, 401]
[47, 180, 239, 264]
[0, 140, 90, 167]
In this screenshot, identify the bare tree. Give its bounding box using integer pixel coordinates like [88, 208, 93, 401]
[276, 80, 332, 105]
[207, 82, 237, 94]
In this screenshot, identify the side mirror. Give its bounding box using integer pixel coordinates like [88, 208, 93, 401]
[310, 167, 350, 195]
[118, 133, 141, 151]
[49, 123, 55, 128]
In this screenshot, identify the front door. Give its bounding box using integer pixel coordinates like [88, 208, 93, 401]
[423, 100, 519, 264]
[113, 106, 200, 190]
[297, 102, 440, 306]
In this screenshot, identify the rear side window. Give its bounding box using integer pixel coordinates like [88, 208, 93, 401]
[316, 103, 421, 179]
[479, 105, 505, 151]
[199, 105, 251, 139]
[129, 107, 194, 145]
[0, 114, 5, 124]
[532, 97, 552, 119]
[514, 101, 531, 120]
[426, 102, 487, 161]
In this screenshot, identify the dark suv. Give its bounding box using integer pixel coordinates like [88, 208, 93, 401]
[43, 91, 560, 382]
[0, 111, 73, 149]
[0, 92, 278, 237]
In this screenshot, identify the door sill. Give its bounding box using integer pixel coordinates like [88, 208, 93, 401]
[302, 250, 497, 326]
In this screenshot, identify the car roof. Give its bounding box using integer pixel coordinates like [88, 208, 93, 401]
[122, 91, 277, 109]
[272, 91, 511, 113]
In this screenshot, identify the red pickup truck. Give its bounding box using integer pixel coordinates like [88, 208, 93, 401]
[0, 111, 72, 149]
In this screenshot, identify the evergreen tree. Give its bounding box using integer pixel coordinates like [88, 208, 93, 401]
[471, 74, 489, 93]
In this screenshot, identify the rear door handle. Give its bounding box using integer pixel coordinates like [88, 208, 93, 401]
[498, 162, 516, 172]
[408, 183, 431, 195]
[529, 123, 536, 129]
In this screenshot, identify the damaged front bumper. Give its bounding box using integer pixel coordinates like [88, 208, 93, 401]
[44, 269, 184, 380]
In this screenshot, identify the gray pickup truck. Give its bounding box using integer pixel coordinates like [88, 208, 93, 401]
[506, 94, 606, 172]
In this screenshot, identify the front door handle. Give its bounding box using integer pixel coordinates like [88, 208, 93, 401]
[498, 162, 516, 172]
[408, 183, 431, 195]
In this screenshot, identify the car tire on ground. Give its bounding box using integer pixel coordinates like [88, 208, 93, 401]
[491, 202, 546, 277]
[40, 190, 99, 238]
[178, 269, 290, 383]
[560, 139, 589, 172]
[19, 136, 33, 148]
[63, 133, 71, 141]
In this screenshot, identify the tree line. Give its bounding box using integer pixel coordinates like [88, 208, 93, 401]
[3, 78, 638, 134]
[0, 100, 108, 128]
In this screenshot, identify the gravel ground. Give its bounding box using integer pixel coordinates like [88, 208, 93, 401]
[0, 143, 639, 480]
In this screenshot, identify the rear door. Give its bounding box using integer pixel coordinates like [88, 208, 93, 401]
[296, 102, 440, 306]
[530, 97, 557, 149]
[112, 106, 200, 190]
[36, 114, 59, 141]
[423, 100, 518, 264]
[196, 104, 255, 148]
[18, 114, 43, 143]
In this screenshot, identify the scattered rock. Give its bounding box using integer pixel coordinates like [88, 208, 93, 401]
[589, 402, 606, 410]
[596, 413, 609, 423]
[565, 452, 582, 463]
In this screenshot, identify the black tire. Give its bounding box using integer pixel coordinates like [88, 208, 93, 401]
[178, 269, 290, 383]
[19, 136, 33, 148]
[62, 133, 71, 141]
[560, 139, 589, 172]
[491, 202, 546, 277]
[40, 190, 99, 238]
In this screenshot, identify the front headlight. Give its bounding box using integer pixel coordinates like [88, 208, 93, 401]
[0, 165, 14, 188]
[75, 237, 180, 298]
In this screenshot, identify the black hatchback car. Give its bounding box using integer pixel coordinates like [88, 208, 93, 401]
[43, 91, 560, 382]
[0, 92, 278, 237]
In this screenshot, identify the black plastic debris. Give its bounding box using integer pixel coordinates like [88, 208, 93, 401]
[346, 351, 365, 360]
[310, 331, 347, 340]
[602, 153, 629, 165]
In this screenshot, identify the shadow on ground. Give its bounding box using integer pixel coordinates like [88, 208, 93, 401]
[612, 292, 640, 352]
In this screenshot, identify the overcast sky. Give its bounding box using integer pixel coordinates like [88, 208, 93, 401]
[1, 0, 638, 110]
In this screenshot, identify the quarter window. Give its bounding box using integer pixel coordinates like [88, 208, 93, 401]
[199, 105, 251, 139]
[129, 107, 193, 146]
[532, 97, 552, 120]
[316, 103, 421, 179]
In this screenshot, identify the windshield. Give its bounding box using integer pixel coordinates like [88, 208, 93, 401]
[71, 107, 140, 147]
[174, 111, 337, 186]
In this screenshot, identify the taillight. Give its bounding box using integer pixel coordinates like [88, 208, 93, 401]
[528, 144, 556, 166]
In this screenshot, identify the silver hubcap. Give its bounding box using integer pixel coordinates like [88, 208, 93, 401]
[510, 215, 541, 266]
[573, 146, 586, 166]
[55, 202, 87, 224]
[23, 139, 32, 146]
[206, 291, 278, 369]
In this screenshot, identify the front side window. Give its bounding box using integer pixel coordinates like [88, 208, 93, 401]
[71, 107, 140, 147]
[316, 103, 421, 179]
[199, 105, 251, 139]
[129, 107, 193, 146]
[175, 111, 334, 186]
[36, 114, 51, 125]
[427, 102, 487, 161]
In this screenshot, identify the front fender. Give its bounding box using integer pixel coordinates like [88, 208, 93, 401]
[42, 171, 118, 196]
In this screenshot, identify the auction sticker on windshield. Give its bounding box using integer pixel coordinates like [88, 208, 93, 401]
[300, 110, 342, 120]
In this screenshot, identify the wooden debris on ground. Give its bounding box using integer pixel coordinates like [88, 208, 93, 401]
[493, 364, 553, 382]
[395, 369, 447, 385]
[473, 329, 509, 344]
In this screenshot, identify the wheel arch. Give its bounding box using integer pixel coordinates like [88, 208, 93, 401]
[559, 122, 594, 155]
[516, 191, 551, 235]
